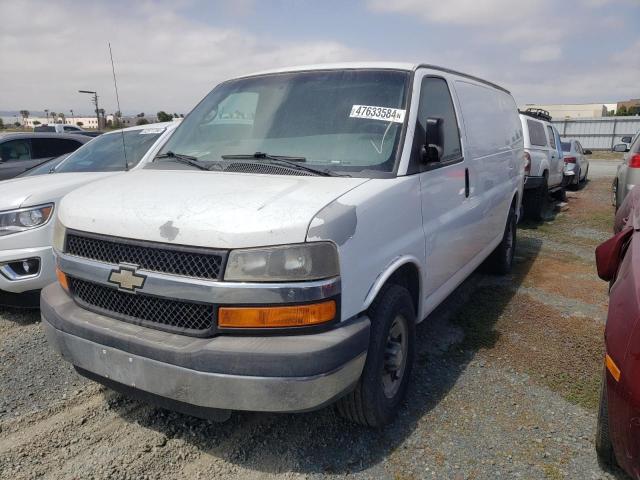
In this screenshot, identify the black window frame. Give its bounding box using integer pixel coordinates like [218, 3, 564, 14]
[409, 75, 464, 174]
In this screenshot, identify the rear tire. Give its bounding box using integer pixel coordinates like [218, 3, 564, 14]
[582, 166, 589, 184]
[486, 205, 516, 275]
[336, 284, 415, 427]
[569, 169, 581, 191]
[524, 175, 548, 221]
[596, 373, 617, 470]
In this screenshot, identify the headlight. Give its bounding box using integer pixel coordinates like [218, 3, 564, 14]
[224, 242, 339, 282]
[0, 204, 54, 237]
[52, 218, 66, 252]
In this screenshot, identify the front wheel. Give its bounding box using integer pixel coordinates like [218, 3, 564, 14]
[596, 373, 617, 470]
[336, 284, 415, 427]
[486, 205, 516, 275]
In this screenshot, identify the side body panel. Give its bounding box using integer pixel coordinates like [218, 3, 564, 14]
[453, 79, 523, 242]
[307, 176, 425, 322]
[606, 233, 640, 478]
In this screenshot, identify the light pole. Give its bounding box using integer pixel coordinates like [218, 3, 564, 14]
[44, 109, 49, 123]
[70, 109, 74, 126]
[78, 90, 100, 129]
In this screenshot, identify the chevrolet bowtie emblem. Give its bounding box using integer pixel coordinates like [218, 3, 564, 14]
[108, 264, 146, 292]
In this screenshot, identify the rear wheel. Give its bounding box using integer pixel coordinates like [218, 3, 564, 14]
[596, 373, 617, 470]
[336, 284, 415, 427]
[581, 165, 589, 184]
[486, 205, 516, 275]
[524, 175, 548, 221]
[569, 169, 581, 190]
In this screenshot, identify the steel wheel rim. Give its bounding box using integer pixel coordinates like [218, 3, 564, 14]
[382, 315, 409, 399]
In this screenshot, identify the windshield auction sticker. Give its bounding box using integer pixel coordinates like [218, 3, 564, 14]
[350, 105, 406, 123]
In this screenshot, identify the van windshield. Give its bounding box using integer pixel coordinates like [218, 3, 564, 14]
[158, 69, 410, 175]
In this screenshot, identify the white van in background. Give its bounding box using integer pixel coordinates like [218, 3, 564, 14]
[43, 63, 524, 426]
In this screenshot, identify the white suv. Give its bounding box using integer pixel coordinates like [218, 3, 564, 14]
[520, 109, 566, 220]
[43, 63, 524, 426]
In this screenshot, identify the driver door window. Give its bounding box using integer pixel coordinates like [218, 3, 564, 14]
[415, 77, 463, 166]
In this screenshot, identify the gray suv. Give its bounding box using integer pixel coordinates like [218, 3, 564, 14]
[0, 133, 90, 180]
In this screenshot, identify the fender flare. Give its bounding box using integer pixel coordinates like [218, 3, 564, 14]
[362, 255, 423, 315]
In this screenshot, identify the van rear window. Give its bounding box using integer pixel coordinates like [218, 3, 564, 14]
[527, 119, 547, 147]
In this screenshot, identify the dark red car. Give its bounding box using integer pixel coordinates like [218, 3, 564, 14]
[596, 191, 640, 479]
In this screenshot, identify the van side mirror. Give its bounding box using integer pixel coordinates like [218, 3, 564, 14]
[621, 136, 632, 143]
[584, 149, 592, 155]
[421, 117, 443, 163]
[613, 144, 629, 153]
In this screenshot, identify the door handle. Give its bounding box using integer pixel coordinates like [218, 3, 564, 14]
[464, 168, 470, 198]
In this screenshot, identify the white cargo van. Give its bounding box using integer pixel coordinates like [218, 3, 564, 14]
[42, 63, 524, 426]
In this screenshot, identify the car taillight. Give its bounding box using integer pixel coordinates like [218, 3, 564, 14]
[564, 156, 576, 164]
[524, 152, 531, 175]
[629, 154, 640, 168]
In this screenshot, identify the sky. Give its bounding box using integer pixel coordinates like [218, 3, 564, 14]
[0, 0, 638, 116]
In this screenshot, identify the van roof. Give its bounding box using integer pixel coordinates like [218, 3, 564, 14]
[242, 62, 510, 94]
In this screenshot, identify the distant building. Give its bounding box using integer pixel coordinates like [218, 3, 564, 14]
[522, 103, 613, 119]
[105, 114, 158, 127]
[23, 116, 100, 128]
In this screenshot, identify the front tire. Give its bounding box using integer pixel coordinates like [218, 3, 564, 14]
[596, 373, 617, 470]
[486, 205, 516, 275]
[336, 284, 415, 427]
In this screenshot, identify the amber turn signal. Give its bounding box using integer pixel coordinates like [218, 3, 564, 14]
[605, 353, 621, 382]
[56, 267, 69, 292]
[218, 300, 336, 328]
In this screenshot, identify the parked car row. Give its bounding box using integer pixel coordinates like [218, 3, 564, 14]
[0, 64, 617, 450]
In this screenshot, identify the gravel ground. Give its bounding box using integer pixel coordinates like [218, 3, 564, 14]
[0, 176, 628, 479]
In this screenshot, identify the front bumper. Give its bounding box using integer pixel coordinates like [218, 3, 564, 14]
[41, 283, 369, 413]
[0, 245, 55, 294]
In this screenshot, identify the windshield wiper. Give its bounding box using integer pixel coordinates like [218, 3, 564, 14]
[154, 151, 209, 171]
[221, 152, 338, 177]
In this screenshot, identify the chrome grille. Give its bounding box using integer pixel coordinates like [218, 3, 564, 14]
[66, 232, 224, 280]
[69, 277, 215, 336]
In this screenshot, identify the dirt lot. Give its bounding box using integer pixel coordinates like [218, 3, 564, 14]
[0, 170, 624, 479]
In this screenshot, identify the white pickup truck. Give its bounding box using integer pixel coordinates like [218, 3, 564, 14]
[519, 109, 567, 219]
[43, 63, 524, 426]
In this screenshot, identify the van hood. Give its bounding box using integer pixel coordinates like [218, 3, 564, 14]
[0, 172, 117, 210]
[59, 170, 368, 248]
